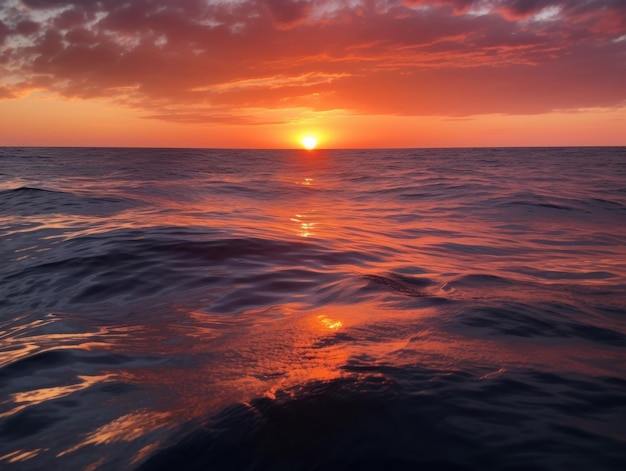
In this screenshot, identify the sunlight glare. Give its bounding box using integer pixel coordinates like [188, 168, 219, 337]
[301, 136, 318, 150]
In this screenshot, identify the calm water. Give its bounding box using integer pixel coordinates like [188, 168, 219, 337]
[1, 147, 625, 470]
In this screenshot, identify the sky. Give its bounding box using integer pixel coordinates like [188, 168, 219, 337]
[0, 0, 625, 148]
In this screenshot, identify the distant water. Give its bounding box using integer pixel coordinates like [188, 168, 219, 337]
[1, 147, 625, 470]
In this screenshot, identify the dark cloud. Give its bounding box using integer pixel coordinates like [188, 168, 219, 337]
[53, 7, 97, 30]
[0, 20, 8, 45]
[403, 0, 626, 22]
[495, 0, 626, 26]
[15, 20, 40, 35]
[0, 0, 623, 121]
[21, 0, 100, 8]
[262, 0, 314, 28]
[498, 0, 545, 17]
[402, 0, 475, 13]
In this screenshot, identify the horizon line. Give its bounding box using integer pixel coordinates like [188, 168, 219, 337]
[2, 144, 625, 151]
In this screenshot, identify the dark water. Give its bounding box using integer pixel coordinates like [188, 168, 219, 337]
[0, 147, 625, 470]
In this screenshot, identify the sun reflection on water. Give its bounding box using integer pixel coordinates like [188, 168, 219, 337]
[0, 448, 47, 464]
[317, 314, 343, 330]
[290, 213, 316, 237]
[1, 374, 117, 419]
[58, 409, 172, 457]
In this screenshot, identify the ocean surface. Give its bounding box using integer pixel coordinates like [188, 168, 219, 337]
[0, 147, 625, 470]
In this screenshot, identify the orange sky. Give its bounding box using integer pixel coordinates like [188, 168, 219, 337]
[0, 0, 625, 148]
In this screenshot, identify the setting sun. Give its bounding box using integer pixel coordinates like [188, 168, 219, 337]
[301, 136, 318, 150]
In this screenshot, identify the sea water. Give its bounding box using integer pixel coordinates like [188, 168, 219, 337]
[0, 147, 625, 470]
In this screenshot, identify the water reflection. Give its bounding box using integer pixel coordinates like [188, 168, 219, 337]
[318, 314, 343, 330]
[2, 148, 625, 470]
[0, 448, 45, 465]
[289, 177, 317, 238]
[58, 410, 172, 457]
[290, 213, 316, 238]
[1, 374, 116, 419]
[0, 313, 142, 368]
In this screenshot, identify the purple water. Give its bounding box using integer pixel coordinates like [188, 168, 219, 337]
[1, 147, 625, 470]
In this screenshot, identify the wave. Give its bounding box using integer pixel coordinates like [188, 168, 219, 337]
[0, 186, 136, 217]
[139, 368, 626, 471]
[485, 193, 626, 218]
[449, 301, 626, 346]
[0, 229, 379, 317]
[1, 147, 626, 470]
[0, 349, 140, 379]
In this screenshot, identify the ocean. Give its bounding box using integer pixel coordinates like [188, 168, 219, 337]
[0, 147, 625, 470]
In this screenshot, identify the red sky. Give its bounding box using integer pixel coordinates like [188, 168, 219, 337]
[0, 0, 624, 148]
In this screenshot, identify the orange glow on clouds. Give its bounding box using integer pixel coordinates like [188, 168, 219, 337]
[0, 0, 624, 148]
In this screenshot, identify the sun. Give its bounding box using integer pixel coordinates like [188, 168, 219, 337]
[301, 135, 318, 150]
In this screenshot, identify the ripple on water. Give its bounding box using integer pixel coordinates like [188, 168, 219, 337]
[139, 368, 626, 471]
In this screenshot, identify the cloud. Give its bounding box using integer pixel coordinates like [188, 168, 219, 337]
[262, 0, 314, 29]
[0, 85, 16, 99]
[402, 0, 474, 14]
[403, 0, 626, 24]
[0, 0, 624, 122]
[21, 0, 100, 7]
